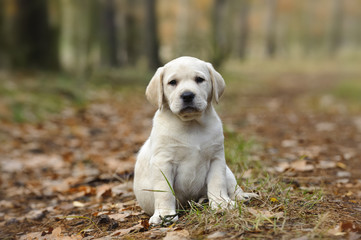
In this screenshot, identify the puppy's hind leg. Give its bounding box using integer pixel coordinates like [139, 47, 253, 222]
[226, 166, 258, 201]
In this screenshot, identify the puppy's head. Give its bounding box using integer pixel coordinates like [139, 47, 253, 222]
[146, 56, 225, 121]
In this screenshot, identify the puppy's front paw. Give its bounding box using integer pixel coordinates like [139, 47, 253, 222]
[210, 198, 236, 210]
[149, 214, 162, 225]
[235, 192, 258, 201]
[149, 211, 178, 225]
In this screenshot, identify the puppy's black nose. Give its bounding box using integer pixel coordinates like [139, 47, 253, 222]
[181, 91, 195, 103]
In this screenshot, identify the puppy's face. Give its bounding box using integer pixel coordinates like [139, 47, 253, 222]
[163, 60, 212, 120]
[146, 57, 225, 121]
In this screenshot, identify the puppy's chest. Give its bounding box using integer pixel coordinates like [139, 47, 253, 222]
[173, 143, 215, 200]
[171, 136, 221, 164]
[170, 135, 222, 180]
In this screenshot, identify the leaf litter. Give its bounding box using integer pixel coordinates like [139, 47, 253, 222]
[0, 72, 361, 239]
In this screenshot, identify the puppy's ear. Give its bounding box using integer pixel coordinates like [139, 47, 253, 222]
[207, 63, 225, 104]
[146, 67, 164, 108]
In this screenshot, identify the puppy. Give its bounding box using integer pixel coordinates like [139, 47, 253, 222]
[133, 56, 257, 225]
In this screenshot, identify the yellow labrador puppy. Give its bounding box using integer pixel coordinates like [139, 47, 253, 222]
[133, 56, 257, 225]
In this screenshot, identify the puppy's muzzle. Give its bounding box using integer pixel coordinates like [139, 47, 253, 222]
[180, 91, 199, 114]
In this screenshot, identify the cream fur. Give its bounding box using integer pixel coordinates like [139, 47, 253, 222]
[133, 56, 257, 225]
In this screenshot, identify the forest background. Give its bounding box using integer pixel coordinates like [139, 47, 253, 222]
[1, 0, 361, 239]
[1, 0, 360, 73]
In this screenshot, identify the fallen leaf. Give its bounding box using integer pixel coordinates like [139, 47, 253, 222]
[349, 232, 361, 240]
[248, 208, 284, 219]
[317, 160, 336, 169]
[290, 236, 309, 240]
[343, 152, 355, 160]
[340, 221, 358, 232]
[337, 171, 351, 177]
[290, 159, 314, 171]
[316, 122, 335, 132]
[1, 160, 23, 172]
[41, 226, 53, 236]
[327, 224, 346, 236]
[51, 227, 62, 237]
[273, 162, 290, 172]
[0, 200, 14, 208]
[164, 229, 190, 240]
[110, 222, 144, 237]
[72, 201, 85, 207]
[242, 169, 253, 179]
[19, 232, 43, 240]
[141, 219, 150, 230]
[336, 179, 349, 184]
[99, 188, 112, 199]
[25, 209, 46, 220]
[207, 231, 226, 239]
[68, 185, 96, 196]
[281, 139, 298, 148]
[353, 117, 361, 132]
[108, 212, 131, 222]
[336, 162, 347, 169]
[19, 227, 82, 240]
[345, 191, 353, 197]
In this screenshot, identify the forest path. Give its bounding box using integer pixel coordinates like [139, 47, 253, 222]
[1, 69, 360, 239]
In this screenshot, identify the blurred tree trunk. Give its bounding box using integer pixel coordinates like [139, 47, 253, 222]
[144, 0, 161, 70]
[116, 0, 128, 66]
[176, 0, 190, 56]
[125, 0, 142, 65]
[302, 0, 313, 57]
[239, 0, 250, 60]
[1, 0, 59, 69]
[265, 0, 277, 58]
[0, 0, 5, 68]
[212, 0, 228, 68]
[100, 0, 119, 67]
[329, 0, 344, 56]
[59, 0, 100, 75]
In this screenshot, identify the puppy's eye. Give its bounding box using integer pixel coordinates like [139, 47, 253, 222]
[195, 76, 205, 84]
[168, 80, 177, 86]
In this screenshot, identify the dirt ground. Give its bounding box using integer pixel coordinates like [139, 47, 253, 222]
[0, 68, 360, 239]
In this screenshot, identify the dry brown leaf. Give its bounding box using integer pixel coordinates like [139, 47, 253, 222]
[207, 231, 226, 239]
[0, 200, 14, 208]
[328, 221, 361, 236]
[164, 229, 190, 240]
[242, 169, 253, 178]
[353, 117, 361, 132]
[72, 201, 85, 207]
[19, 227, 82, 240]
[110, 222, 144, 237]
[141, 219, 150, 231]
[248, 208, 284, 219]
[108, 212, 131, 222]
[25, 209, 46, 220]
[68, 185, 96, 196]
[281, 139, 298, 148]
[19, 232, 43, 240]
[317, 160, 336, 169]
[51, 227, 62, 237]
[343, 151, 355, 160]
[316, 122, 335, 131]
[273, 162, 290, 173]
[341, 221, 361, 232]
[327, 225, 346, 236]
[337, 171, 351, 177]
[336, 162, 347, 169]
[96, 185, 113, 199]
[290, 236, 309, 240]
[290, 159, 314, 171]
